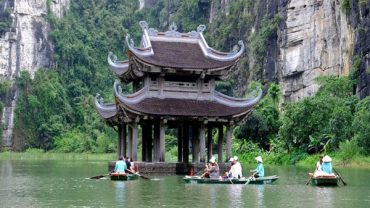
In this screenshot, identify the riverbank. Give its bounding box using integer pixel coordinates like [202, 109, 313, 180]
[1, 151, 369, 169]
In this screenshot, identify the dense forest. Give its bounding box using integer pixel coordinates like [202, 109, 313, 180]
[4, 0, 370, 163]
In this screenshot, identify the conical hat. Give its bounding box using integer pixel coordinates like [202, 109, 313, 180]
[255, 156, 263, 163]
[322, 155, 332, 162]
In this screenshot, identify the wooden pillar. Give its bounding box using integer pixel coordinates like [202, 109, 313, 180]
[199, 123, 206, 162]
[183, 123, 189, 163]
[177, 124, 183, 162]
[142, 123, 150, 162]
[132, 123, 138, 161]
[207, 125, 213, 162]
[117, 125, 122, 158]
[192, 125, 200, 163]
[147, 123, 153, 162]
[218, 125, 224, 162]
[153, 121, 160, 162]
[159, 120, 166, 162]
[127, 126, 132, 158]
[226, 124, 232, 161]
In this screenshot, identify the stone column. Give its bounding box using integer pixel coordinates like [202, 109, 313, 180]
[159, 119, 166, 162]
[226, 124, 232, 161]
[117, 125, 122, 159]
[147, 123, 153, 162]
[183, 123, 189, 163]
[199, 123, 206, 162]
[119, 123, 126, 158]
[207, 125, 213, 162]
[153, 121, 160, 162]
[177, 124, 183, 162]
[127, 126, 132, 158]
[132, 123, 138, 161]
[192, 125, 200, 163]
[142, 123, 151, 162]
[218, 125, 224, 162]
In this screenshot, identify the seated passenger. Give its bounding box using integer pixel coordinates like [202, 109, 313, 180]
[233, 156, 243, 179]
[202, 156, 219, 179]
[321, 155, 334, 175]
[114, 156, 127, 173]
[251, 156, 264, 178]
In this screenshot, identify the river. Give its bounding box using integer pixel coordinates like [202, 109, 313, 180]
[0, 160, 369, 207]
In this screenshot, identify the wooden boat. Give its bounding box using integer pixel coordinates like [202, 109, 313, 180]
[183, 175, 279, 184]
[310, 175, 339, 186]
[110, 173, 139, 181]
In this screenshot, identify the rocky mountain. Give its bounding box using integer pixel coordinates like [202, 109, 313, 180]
[0, 0, 69, 147]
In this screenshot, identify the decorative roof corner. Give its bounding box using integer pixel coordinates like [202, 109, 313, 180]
[107, 52, 129, 75]
[113, 80, 148, 105]
[213, 87, 263, 108]
[95, 93, 117, 119]
[125, 33, 154, 57]
[199, 33, 245, 62]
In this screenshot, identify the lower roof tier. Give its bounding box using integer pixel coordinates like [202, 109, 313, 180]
[95, 83, 262, 124]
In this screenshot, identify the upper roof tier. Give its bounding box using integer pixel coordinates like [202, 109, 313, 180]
[108, 21, 245, 81]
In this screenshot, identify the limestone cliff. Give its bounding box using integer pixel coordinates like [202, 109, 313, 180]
[0, 0, 69, 147]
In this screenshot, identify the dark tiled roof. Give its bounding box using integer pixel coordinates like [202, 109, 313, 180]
[124, 97, 252, 117]
[136, 41, 236, 69]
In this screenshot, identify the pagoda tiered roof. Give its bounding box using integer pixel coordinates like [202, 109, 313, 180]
[108, 21, 245, 81]
[95, 81, 262, 123]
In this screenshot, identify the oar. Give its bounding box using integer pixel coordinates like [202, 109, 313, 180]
[306, 173, 314, 185]
[125, 169, 151, 180]
[89, 173, 109, 179]
[245, 172, 257, 185]
[333, 168, 347, 186]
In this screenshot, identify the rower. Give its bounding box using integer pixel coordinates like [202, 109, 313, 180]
[201, 156, 220, 179]
[114, 156, 127, 173]
[321, 155, 334, 175]
[250, 156, 264, 178]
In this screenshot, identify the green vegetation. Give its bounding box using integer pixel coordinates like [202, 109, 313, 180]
[341, 0, 351, 13]
[0, 1, 12, 35]
[3, 0, 369, 167]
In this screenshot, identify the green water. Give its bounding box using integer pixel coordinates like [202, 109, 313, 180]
[0, 160, 369, 208]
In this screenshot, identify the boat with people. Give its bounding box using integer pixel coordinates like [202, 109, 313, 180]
[110, 173, 139, 181]
[183, 175, 279, 184]
[308, 173, 339, 186]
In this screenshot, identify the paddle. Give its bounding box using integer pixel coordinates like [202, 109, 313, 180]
[333, 168, 347, 186]
[125, 169, 151, 180]
[89, 173, 109, 179]
[245, 172, 257, 185]
[305, 173, 314, 185]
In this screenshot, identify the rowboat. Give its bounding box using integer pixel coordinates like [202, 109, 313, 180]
[310, 175, 339, 186]
[110, 173, 139, 181]
[183, 175, 279, 184]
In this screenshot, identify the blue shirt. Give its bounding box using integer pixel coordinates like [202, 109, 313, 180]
[114, 160, 127, 173]
[321, 162, 333, 174]
[255, 163, 264, 177]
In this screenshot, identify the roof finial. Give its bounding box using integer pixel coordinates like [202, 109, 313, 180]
[197, 25, 206, 33]
[165, 22, 181, 37]
[139, 21, 148, 30]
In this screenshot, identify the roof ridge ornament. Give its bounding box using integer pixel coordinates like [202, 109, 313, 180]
[96, 93, 104, 104]
[165, 22, 181, 37]
[187, 24, 206, 39]
[140, 20, 158, 36]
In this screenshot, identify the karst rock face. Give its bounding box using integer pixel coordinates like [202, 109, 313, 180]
[0, 0, 69, 147]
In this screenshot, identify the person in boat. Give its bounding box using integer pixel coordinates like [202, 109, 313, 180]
[125, 156, 132, 172]
[321, 155, 334, 175]
[223, 157, 236, 179]
[316, 155, 324, 171]
[250, 156, 264, 178]
[233, 156, 243, 179]
[114, 156, 127, 173]
[201, 156, 219, 179]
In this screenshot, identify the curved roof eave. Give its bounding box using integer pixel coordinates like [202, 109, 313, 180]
[113, 80, 148, 105]
[125, 33, 154, 57]
[199, 33, 245, 62]
[107, 52, 129, 76]
[213, 88, 263, 108]
[95, 93, 117, 119]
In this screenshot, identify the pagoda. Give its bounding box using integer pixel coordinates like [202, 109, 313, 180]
[95, 21, 262, 165]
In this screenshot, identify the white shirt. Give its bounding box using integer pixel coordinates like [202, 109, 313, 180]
[229, 162, 243, 178]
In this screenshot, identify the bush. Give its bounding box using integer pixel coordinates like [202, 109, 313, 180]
[338, 139, 361, 160]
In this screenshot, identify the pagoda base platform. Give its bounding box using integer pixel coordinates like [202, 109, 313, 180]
[108, 162, 231, 175]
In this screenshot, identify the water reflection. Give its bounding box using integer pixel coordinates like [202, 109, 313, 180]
[113, 181, 126, 206]
[314, 187, 335, 208]
[227, 185, 243, 208]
